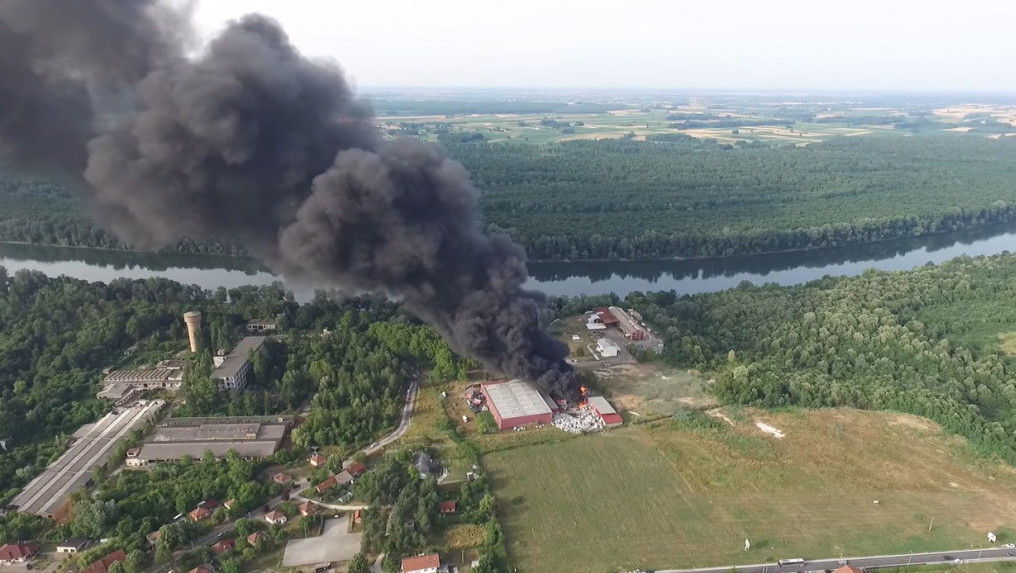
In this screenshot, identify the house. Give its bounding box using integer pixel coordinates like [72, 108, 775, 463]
[189, 506, 212, 521]
[309, 454, 327, 467]
[346, 461, 366, 476]
[352, 509, 362, 523]
[401, 553, 441, 573]
[56, 538, 89, 554]
[298, 501, 317, 516]
[438, 501, 456, 514]
[188, 565, 215, 573]
[80, 549, 126, 573]
[246, 532, 267, 546]
[264, 511, 288, 525]
[0, 544, 37, 564]
[272, 472, 292, 485]
[315, 475, 338, 494]
[412, 451, 437, 478]
[833, 567, 863, 573]
[335, 470, 354, 486]
[210, 539, 234, 556]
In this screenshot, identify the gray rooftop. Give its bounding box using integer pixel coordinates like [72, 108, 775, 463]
[137, 440, 280, 461]
[102, 367, 183, 384]
[211, 336, 266, 379]
[587, 396, 617, 416]
[482, 380, 553, 420]
[149, 422, 286, 442]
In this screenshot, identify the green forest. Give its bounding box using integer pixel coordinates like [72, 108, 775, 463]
[0, 271, 466, 509]
[629, 252, 1016, 464]
[5, 134, 1016, 261]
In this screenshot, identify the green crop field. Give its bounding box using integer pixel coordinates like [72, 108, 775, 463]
[484, 408, 1016, 573]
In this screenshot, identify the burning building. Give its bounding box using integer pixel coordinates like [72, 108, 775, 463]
[481, 380, 554, 431]
[587, 396, 623, 428]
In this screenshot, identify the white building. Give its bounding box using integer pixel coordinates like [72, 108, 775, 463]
[596, 338, 620, 358]
[211, 336, 265, 391]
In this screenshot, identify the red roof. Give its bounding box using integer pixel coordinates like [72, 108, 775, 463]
[593, 307, 619, 325]
[0, 544, 37, 561]
[247, 532, 267, 545]
[315, 475, 338, 493]
[210, 539, 234, 555]
[401, 553, 440, 572]
[81, 550, 126, 573]
[833, 567, 862, 573]
[188, 565, 214, 573]
[346, 461, 366, 475]
[600, 413, 623, 425]
[299, 501, 317, 515]
[189, 506, 212, 521]
[309, 454, 327, 466]
[264, 510, 287, 523]
[439, 500, 457, 514]
[272, 472, 292, 484]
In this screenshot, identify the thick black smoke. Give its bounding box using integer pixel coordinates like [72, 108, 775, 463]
[0, 4, 578, 397]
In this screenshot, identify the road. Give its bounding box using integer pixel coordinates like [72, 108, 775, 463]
[658, 548, 1016, 573]
[360, 378, 418, 457]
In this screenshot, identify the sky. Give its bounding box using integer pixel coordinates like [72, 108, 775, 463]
[193, 0, 1016, 92]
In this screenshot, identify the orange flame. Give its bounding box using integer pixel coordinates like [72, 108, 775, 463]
[579, 385, 588, 396]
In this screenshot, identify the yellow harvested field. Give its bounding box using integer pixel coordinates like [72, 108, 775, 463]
[486, 408, 1016, 573]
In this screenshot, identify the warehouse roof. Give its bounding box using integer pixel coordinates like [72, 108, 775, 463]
[211, 336, 265, 380]
[597, 338, 621, 352]
[150, 422, 286, 442]
[482, 380, 552, 420]
[587, 396, 616, 415]
[138, 440, 280, 461]
[102, 367, 183, 384]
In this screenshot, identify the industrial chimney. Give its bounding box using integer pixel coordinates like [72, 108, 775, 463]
[183, 311, 202, 353]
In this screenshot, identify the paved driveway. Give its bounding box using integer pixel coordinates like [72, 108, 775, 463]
[281, 516, 361, 567]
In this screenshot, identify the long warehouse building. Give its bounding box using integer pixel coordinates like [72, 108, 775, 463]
[9, 400, 165, 518]
[481, 380, 553, 430]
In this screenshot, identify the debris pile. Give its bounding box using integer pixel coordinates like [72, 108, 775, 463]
[552, 411, 604, 434]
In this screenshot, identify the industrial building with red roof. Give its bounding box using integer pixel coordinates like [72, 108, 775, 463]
[588, 396, 623, 428]
[481, 380, 553, 430]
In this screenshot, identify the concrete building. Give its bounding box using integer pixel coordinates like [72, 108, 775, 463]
[10, 400, 165, 517]
[211, 336, 265, 391]
[183, 311, 202, 353]
[587, 396, 623, 428]
[481, 380, 553, 431]
[56, 539, 89, 554]
[97, 363, 184, 403]
[596, 338, 620, 358]
[401, 553, 442, 573]
[130, 416, 292, 466]
[246, 320, 276, 333]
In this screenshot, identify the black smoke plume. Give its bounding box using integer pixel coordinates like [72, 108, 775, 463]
[0, 3, 578, 397]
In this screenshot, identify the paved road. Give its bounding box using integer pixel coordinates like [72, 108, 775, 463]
[659, 548, 1016, 573]
[361, 378, 418, 457]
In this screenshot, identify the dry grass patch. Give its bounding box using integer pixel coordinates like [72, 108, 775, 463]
[486, 408, 1016, 572]
[444, 524, 486, 550]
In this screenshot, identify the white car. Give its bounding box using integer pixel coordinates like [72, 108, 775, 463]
[1005, 543, 1016, 549]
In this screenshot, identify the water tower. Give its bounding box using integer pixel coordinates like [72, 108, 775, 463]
[183, 311, 202, 353]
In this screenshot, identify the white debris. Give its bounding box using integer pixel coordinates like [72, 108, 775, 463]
[552, 410, 604, 434]
[755, 421, 785, 438]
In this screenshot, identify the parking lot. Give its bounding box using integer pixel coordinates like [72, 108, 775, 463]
[281, 516, 361, 567]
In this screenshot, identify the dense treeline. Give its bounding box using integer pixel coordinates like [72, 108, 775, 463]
[629, 252, 1016, 464]
[442, 135, 1016, 260]
[7, 135, 1016, 261]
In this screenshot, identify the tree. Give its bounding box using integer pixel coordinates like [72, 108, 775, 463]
[348, 553, 370, 573]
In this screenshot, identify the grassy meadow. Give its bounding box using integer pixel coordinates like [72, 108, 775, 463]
[484, 408, 1016, 572]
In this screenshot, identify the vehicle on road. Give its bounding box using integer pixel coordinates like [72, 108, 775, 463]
[1005, 543, 1016, 548]
[778, 558, 805, 566]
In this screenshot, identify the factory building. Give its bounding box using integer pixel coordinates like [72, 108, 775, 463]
[481, 380, 553, 430]
[596, 338, 621, 358]
[211, 336, 265, 391]
[96, 362, 185, 404]
[587, 396, 623, 428]
[128, 416, 292, 466]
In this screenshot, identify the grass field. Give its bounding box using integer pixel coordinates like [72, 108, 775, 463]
[484, 408, 1016, 572]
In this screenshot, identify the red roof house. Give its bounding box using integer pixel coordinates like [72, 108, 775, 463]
[247, 532, 267, 546]
[309, 454, 327, 467]
[298, 501, 317, 516]
[210, 539, 234, 555]
[833, 567, 863, 573]
[401, 554, 441, 573]
[189, 506, 212, 521]
[346, 461, 366, 476]
[315, 475, 338, 494]
[264, 510, 288, 525]
[272, 472, 292, 485]
[438, 500, 457, 514]
[0, 544, 38, 564]
[80, 550, 126, 573]
[188, 565, 215, 573]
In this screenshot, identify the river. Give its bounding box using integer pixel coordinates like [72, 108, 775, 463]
[1, 222, 1016, 301]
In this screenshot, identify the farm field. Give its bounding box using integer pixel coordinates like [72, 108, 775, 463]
[484, 408, 1016, 573]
